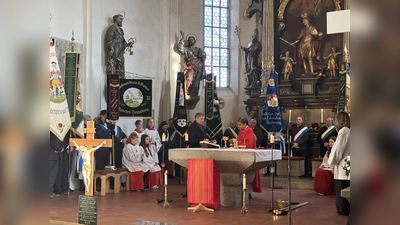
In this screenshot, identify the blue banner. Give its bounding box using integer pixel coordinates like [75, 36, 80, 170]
[260, 68, 282, 135]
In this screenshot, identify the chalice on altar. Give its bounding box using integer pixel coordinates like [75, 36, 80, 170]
[232, 138, 238, 149]
[222, 136, 230, 148]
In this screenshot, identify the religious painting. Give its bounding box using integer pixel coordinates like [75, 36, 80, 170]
[277, 0, 343, 84]
[119, 79, 152, 117]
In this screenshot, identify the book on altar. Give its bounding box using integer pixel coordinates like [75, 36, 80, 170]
[199, 141, 220, 148]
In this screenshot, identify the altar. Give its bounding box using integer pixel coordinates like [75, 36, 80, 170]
[169, 148, 282, 207]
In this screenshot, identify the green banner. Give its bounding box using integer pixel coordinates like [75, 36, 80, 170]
[64, 52, 78, 121]
[338, 62, 347, 112]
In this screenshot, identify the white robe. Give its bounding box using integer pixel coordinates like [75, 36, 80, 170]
[143, 128, 162, 152]
[141, 145, 161, 172]
[122, 143, 150, 173]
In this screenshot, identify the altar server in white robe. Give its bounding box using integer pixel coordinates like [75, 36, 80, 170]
[143, 118, 162, 152]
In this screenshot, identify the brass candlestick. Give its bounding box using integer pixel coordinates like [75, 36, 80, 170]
[163, 183, 170, 208]
[222, 136, 229, 148]
[240, 188, 248, 214]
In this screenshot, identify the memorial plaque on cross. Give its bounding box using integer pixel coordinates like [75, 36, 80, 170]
[70, 120, 112, 196]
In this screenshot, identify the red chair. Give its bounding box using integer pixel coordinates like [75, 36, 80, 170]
[129, 171, 144, 191]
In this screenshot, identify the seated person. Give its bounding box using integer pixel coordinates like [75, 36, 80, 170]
[314, 137, 336, 196]
[122, 132, 151, 191]
[140, 134, 161, 189]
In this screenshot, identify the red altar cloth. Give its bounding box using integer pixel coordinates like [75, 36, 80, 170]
[187, 158, 220, 210]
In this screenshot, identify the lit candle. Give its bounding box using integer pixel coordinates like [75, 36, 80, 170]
[162, 133, 166, 142]
[270, 135, 274, 144]
[165, 170, 168, 185]
[320, 109, 324, 123]
[288, 110, 292, 122]
[184, 132, 189, 141]
[289, 136, 292, 143]
[243, 173, 246, 189]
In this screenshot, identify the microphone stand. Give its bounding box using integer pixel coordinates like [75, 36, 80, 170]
[287, 127, 293, 225]
[157, 140, 172, 204]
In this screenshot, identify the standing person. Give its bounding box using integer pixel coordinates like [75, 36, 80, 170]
[314, 136, 336, 196]
[328, 111, 350, 215]
[317, 117, 338, 157]
[105, 13, 135, 77]
[289, 116, 309, 157]
[187, 113, 209, 148]
[122, 132, 150, 191]
[157, 120, 170, 164]
[143, 118, 162, 152]
[53, 131, 71, 195]
[113, 124, 127, 168]
[133, 120, 143, 145]
[290, 13, 323, 75]
[94, 110, 112, 170]
[249, 119, 264, 148]
[237, 118, 262, 193]
[50, 132, 66, 199]
[241, 28, 262, 87]
[177, 31, 206, 99]
[223, 121, 239, 147]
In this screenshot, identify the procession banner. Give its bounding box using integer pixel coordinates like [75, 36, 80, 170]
[119, 79, 152, 118]
[50, 38, 71, 141]
[338, 62, 347, 112]
[172, 72, 188, 137]
[205, 74, 222, 139]
[260, 67, 282, 136]
[107, 74, 120, 120]
[65, 52, 84, 137]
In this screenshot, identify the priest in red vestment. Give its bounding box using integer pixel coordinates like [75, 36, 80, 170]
[237, 117, 262, 192]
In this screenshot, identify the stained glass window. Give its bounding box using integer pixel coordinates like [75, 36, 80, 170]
[204, 0, 229, 87]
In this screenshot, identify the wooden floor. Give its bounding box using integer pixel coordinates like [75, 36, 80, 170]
[50, 175, 349, 225]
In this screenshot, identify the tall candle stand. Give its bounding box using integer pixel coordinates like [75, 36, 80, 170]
[240, 187, 249, 214]
[157, 141, 172, 204]
[163, 180, 170, 208]
[266, 136, 276, 212]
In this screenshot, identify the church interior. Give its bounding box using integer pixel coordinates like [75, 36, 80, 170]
[49, 0, 352, 224]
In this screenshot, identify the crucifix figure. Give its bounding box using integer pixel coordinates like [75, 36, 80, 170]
[73, 140, 106, 192]
[70, 121, 112, 196]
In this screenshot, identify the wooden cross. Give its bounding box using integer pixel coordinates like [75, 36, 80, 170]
[69, 120, 112, 196]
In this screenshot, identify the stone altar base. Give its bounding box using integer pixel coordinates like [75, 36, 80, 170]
[220, 172, 255, 207]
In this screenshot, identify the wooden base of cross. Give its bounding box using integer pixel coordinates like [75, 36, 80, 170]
[69, 120, 112, 196]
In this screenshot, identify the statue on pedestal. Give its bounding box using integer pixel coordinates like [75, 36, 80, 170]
[241, 28, 262, 87]
[290, 13, 323, 76]
[177, 31, 206, 100]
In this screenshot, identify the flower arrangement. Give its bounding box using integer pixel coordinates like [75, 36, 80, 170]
[342, 155, 350, 176]
[310, 122, 320, 131]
